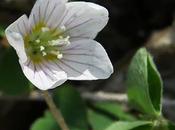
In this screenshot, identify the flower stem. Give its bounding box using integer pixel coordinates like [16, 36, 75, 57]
[42, 91, 70, 130]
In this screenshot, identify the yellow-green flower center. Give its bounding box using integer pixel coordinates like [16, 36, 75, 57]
[24, 22, 69, 63]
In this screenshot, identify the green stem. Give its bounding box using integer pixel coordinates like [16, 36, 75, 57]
[42, 91, 70, 130]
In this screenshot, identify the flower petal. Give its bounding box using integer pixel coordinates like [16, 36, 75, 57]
[20, 60, 67, 90]
[61, 2, 109, 39]
[5, 15, 29, 63]
[29, 0, 66, 28]
[59, 39, 113, 80]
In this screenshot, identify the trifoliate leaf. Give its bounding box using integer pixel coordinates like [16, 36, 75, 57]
[127, 48, 163, 117]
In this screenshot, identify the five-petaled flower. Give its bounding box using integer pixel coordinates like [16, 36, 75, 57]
[5, 0, 113, 90]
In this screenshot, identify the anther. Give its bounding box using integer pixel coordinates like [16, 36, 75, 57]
[36, 39, 41, 43]
[48, 36, 70, 46]
[57, 54, 63, 59]
[42, 27, 50, 32]
[40, 46, 45, 51]
[60, 25, 66, 31]
[65, 36, 70, 42]
[64, 36, 70, 45]
[59, 36, 63, 39]
[50, 51, 63, 59]
[42, 51, 47, 56]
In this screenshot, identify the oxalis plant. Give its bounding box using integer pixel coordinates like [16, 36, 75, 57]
[1, 0, 175, 130]
[29, 48, 175, 130]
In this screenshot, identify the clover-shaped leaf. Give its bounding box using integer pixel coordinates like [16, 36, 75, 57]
[127, 48, 163, 117]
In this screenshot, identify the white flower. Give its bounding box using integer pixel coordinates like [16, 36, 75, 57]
[5, 0, 113, 90]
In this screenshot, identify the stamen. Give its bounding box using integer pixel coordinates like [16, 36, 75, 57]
[42, 51, 47, 56]
[36, 39, 41, 43]
[59, 36, 63, 39]
[42, 27, 50, 32]
[50, 50, 59, 55]
[48, 36, 70, 46]
[64, 36, 71, 45]
[65, 36, 70, 42]
[50, 51, 63, 59]
[57, 54, 63, 59]
[40, 46, 45, 51]
[60, 25, 66, 31]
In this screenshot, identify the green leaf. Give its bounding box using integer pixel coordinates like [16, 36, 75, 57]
[132, 125, 152, 130]
[167, 122, 175, 130]
[127, 48, 163, 117]
[53, 85, 89, 130]
[147, 54, 163, 113]
[105, 121, 152, 130]
[150, 119, 174, 130]
[31, 111, 59, 130]
[88, 109, 113, 130]
[0, 25, 5, 37]
[31, 86, 89, 130]
[93, 102, 136, 121]
[0, 48, 30, 95]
